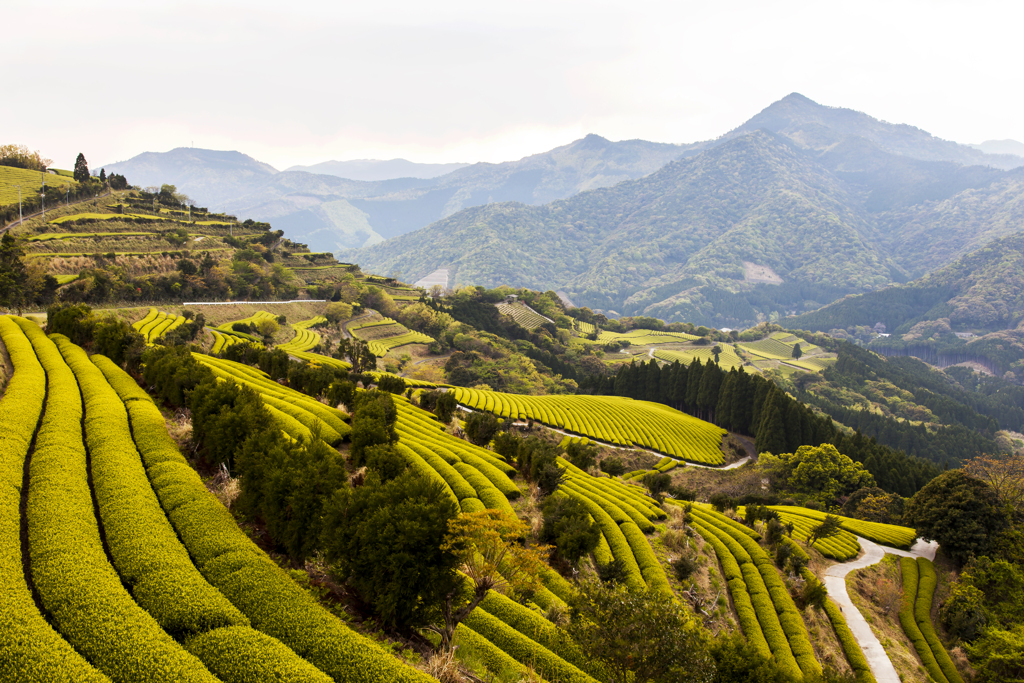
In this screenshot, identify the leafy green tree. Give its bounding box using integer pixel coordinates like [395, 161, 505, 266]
[465, 411, 500, 446]
[757, 443, 875, 505]
[567, 578, 712, 683]
[93, 315, 145, 369]
[189, 378, 268, 471]
[599, 456, 626, 477]
[349, 390, 398, 466]
[709, 632, 787, 683]
[643, 472, 672, 500]
[808, 514, 842, 548]
[0, 234, 28, 312]
[565, 440, 598, 471]
[99, 168, 106, 182]
[792, 343, 803, 359]
[904, 470, 1009, 566]
[73, 152, 90, 182]
[435, 391, 457, 424]
[965, 625, 1024, 683]
[236, 428, 347, 563]
[539, 495, 600, 565]
[322, 470, 460, 632]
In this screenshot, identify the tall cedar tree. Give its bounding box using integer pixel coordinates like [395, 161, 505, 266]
[73, 152, 89, 182]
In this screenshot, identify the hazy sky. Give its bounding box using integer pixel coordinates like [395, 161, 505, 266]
[5, 0, 1022, 170]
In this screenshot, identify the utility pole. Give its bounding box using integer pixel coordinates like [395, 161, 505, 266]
[40, 173, 45, 222]
[15, 186, 22, 227]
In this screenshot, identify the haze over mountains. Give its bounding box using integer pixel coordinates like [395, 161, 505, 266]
[100, 136, 687, 253]
[350, 94, 1024, 328]
[283, 159, 470, 181]
[100, 93, 1024, 331]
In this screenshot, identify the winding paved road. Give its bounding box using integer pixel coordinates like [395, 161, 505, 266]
[823, 536, 938, 682]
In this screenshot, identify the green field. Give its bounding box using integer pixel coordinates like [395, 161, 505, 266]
[451, 386, 727, 465]
[495, 301, 552, 330]
[1, 166, 79, 207]
[0, 315, 433, 682]
[653, 345, 745, 370]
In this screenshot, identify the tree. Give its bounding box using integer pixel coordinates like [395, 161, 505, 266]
[792, 343, 803, 359]
[255, 318, 279, 339]
[322, 470, 461, 632]
[93, 315, 146, 369]
[464, 411, 500, 446]
[904, 470, 1009, 566]
[539, 495, 600, 565]
[808, 515, 842, 548]
[567, 578, 712, 683]
[428, 510, 547, 651]
[73, 153, 90, 182]
[435, 391, 457, 424]
[324, 301, 354, 324]
[757, 443, 875, 505]
[565, 440, 598, 471]
[643, 472, 672, 500]
[0, 234, 28, 312]
[964, 453, 1024, 521]
[99, 168, 106, 182]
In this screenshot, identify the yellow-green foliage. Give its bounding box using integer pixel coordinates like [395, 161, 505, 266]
[134, 309, 186, 343]
[56, 339, 249, 635]
[689, 505, 821, 680]
[495, 301, 552, 330]
[98, 355, 436, 683]
[184, 627, 333, 683]
[462, 607, 599, 683]
[477, 591, 603, 679]
[0, 166, 78, 206]
[27, 231, 154, 241]
[0, 317, 110, 683]
[452, 387, 726, 465]
[15, 319, 219, 682]
[823, 597, 877, 683]
[277, 316, 326, 353]
[48, 212, 170, 225]
[902, 557, 964, 683]
[746, 506, 860, 561]
[585, 328, 698, 346]
[653, 345, 745, 370]
[556, 458, 671, 594]
[770, 506, 917, 549]
[193, 354, 350, 444]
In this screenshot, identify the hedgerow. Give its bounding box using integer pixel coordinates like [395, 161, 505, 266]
[463, 606, 600, 683]
[771, 505, 916, 550]
[914, 558, 964, 683]
[16, 320, 218, 682]
[561, 488, 645, 589]
[0, 317, 110, 683]
[478, 592, 602, 679]
[454, 623, 532, 680]
[396, 443, 459, 506]
[184, 626, 333, 683]
[619, 521, 672, 595]
[99, 352, 436, 683]
[823, 598, 877, 683]
[898, 557, 949, 683]
[460, 497, 487, 513]
[56, 338, 250, 636]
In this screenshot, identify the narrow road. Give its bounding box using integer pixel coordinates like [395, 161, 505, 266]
[823, 536, 938, 683]
[1, 189, 113, 234]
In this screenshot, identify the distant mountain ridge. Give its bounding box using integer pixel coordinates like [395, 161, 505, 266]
[283, 158, 470, 181]
[100, 135, 688, 253]
[348, 95, 1024, 329]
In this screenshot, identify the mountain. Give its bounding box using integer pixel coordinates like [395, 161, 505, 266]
[97, 148, 278, 206]
[788, 230, 1024, 335]
[101, 136, 687, 253]
[283, 158, 470, 181]
[725, 93, 1024, 170]
[348, 105, 1024, 329]
[970, 139, 1024, 157]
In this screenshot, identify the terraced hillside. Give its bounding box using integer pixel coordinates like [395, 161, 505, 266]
[349, 316, 434, 357]
[0, 315, 433, 682]
[451, 386, 727, 465]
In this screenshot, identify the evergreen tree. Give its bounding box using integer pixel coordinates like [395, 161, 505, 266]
[792, 343, 803, 359]
[73, 153, 90, 182]
[99, 168, 106, 182]
[685, 359, 704, 411]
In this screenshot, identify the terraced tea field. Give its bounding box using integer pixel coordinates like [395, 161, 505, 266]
[0, 166, 78, 206]
[653, 345, 745, 370]
[495, 301, 553, 330]
[451, 387, 727, 464]
[350, 316, 434, 356]
[133, 308, 186, 343]
[0, 315, 432, 682]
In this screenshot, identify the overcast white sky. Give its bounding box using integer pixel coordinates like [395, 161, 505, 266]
[4, 0, 1022, 170]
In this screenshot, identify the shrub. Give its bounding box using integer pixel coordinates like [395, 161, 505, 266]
[599, 456, 626, 477]
[540, 495, 601, 565]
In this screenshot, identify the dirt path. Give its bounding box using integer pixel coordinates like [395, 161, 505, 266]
[823, 536, 938, 683]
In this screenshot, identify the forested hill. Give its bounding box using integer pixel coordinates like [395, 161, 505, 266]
[349, 129, 1024, 326]
[788, 230, 1024, 335]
